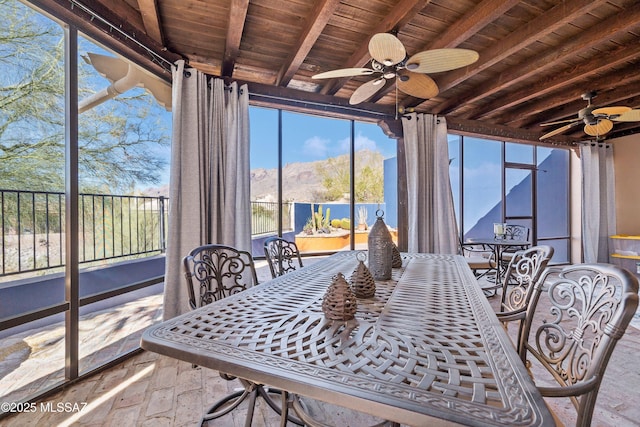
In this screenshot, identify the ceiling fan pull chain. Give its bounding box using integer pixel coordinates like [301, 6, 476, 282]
[395, 81, 398, 120]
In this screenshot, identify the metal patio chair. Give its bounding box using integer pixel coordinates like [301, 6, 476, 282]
[183, 244, 302, 426]
[517, 263, 639, 427]
[263, 236, 303, 279]
[493, 245, 554, 343]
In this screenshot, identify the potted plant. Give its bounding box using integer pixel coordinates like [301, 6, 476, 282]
[357, 206, 368, 231]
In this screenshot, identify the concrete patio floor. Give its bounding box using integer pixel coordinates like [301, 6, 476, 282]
[2, 261, 640, 426]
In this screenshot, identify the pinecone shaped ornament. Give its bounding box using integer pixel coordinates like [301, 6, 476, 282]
[322, 272, 357, 321]
[350, 252, 376, 298]
[392, 243, 402, 268]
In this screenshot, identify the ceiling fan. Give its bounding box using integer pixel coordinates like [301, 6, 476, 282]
[539, 91, 640, 140]
[312, 32, 479, 105]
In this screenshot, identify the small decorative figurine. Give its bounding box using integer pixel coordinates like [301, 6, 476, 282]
[322, 272, 357, 321]
[350, 251, 376, 298]
[391, 243, 402, 268]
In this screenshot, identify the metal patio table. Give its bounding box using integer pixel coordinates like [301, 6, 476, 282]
[141, 251, 553, 426]
[465, 237, 531, 282]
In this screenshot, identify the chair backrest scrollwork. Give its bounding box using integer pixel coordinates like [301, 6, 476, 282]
[503, 224, 529, 241]
[519, 263, 639, 427]
[183, 244, 258, 310]
[263, 237, 303, 279]
[500, 245, 554, 314]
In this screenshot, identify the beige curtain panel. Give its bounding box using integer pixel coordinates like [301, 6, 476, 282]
[401, 113, 458, 254]
[581, 143, 616, 263]
[163, 60, 251, 319]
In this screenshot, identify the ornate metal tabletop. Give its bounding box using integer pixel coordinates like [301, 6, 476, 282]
[141, 252, 553, 426]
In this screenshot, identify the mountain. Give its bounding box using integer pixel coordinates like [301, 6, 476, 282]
[251, 159, 325, 203]
[251, 149, 383, 203]
[141, 149, 384, 202]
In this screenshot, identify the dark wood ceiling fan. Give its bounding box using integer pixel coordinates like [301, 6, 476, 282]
[312, 33, 479, 105]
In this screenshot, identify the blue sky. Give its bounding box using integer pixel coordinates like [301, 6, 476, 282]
[250, 107, 397, 170]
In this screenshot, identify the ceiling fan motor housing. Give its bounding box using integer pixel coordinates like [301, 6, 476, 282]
[578, 106, 599, 125]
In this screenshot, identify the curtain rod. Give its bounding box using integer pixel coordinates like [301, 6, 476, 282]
[68, 0, 173, 72]
[249, 92, 395, 119]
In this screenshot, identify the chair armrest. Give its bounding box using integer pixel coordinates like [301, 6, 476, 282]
[537, 376, 599, 398]
[461, 243, 493, 258]
[496, 309, 526, 323]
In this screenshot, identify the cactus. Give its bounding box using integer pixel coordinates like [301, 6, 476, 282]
[310, 205, 317, 232]
[311, 204, 332, 233]
[340, 218, 350, 229]
[331, 219, 342, 228]
[314, 206, 323, 230]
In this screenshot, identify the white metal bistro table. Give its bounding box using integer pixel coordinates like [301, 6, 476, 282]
[141, 252, 553, 426]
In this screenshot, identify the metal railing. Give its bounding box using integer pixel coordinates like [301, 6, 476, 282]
[252, 201, 293, 235]
[1, 190, 295, 277]
[0, 189, 167, 277]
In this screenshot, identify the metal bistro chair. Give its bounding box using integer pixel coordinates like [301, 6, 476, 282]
[500, 224, 531, 269]
[183, 244, 302, 426]
[459, 239, 497, 280]
[493, 245, 554, 343]
[263, 236, 303, 279]
[503, 224, 530, 242]
[517, 263, 639, 427]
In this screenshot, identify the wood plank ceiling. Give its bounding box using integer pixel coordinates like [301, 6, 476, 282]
[34, 0, 640, 146]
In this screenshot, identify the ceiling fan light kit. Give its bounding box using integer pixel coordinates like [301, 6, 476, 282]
[312, 32, 479, 107]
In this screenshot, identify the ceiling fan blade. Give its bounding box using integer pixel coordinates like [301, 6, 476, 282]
[405, 48, 479, 73]
[396, 71, 439, 99]
[539, 121, 581, 140]
[368, 33, 406, 66]
[540, 117, 581, 127]
[592, 106, 631, 117]
[584, 119, 613, 136]
[312, 68, 375, 79]
[349, 78, 386, 105]
[613, 108, 640, 122]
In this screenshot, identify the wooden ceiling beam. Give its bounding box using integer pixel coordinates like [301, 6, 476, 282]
[607, 122, 640, 140]
[84, 0, 145, 32]
[410, 0, 608, 112]
[476, 44, 640, 122]
[276, 0, 341, 87]
[445, 117, 578, 147]
[449, 5, 640, 119]
[319, 0, 431, 96]
[29, 0, 180, 80]
[427, 0, 520, 50]
[391, 0, 519, 106]
[221, 0, 249, 78]
[136, 0, 163, 45]
[234, 79, 397, 122]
